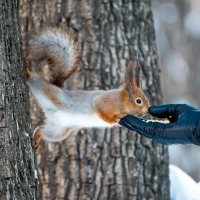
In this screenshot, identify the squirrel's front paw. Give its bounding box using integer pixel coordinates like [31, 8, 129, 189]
[113, 113, 127, 123]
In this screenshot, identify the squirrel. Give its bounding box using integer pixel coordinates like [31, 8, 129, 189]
[25, 28, 150, 149]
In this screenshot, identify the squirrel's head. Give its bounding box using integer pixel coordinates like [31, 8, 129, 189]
[122, 60, 150, 116]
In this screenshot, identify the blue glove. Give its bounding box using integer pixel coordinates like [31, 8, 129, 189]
[119, 104, 200, 145]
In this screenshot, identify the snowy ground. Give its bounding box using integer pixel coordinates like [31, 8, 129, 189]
[170, 165, 200, 200]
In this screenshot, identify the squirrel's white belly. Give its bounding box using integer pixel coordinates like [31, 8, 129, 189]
[47, 109, 114, 128]
[42, 109, 114, 141]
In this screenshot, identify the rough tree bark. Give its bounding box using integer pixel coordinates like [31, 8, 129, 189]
[20, 0, 169, 200]
[0, 0, 39, 199]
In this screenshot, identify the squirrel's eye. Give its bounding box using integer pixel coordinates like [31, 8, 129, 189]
[135, 98, 142, 105]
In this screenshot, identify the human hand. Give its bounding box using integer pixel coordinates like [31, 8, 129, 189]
[119, 104, 200, 145]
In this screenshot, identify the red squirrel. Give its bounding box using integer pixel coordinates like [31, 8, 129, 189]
[25, 28, 150, 149]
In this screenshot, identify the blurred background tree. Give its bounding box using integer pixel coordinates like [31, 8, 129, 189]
[152, 0, 200, 181]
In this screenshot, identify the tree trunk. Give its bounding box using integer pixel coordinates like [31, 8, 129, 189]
[0, 0, 39, 199]
[20, 0, 169, 199]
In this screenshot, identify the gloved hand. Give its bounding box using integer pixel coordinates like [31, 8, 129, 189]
[119, 104, 200, 145]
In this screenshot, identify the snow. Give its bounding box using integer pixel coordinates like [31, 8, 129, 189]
[92, 141, 97, 149]
[34, 170, 38, 180]
[24, 132, 29, 137]
[169, 165, 200, 200]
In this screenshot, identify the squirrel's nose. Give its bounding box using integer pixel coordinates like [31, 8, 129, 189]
[142, 107, 149, 115]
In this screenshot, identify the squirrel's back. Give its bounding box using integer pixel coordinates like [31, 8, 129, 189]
[26, 28, 80, 87]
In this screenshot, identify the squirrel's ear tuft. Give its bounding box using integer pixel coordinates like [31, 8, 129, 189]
[124, 60, 141, 93]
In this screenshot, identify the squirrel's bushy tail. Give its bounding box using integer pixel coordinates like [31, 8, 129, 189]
[26, 28, 80, 87]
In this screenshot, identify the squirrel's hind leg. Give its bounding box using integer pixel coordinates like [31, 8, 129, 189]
[33, 127, 42, 152]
